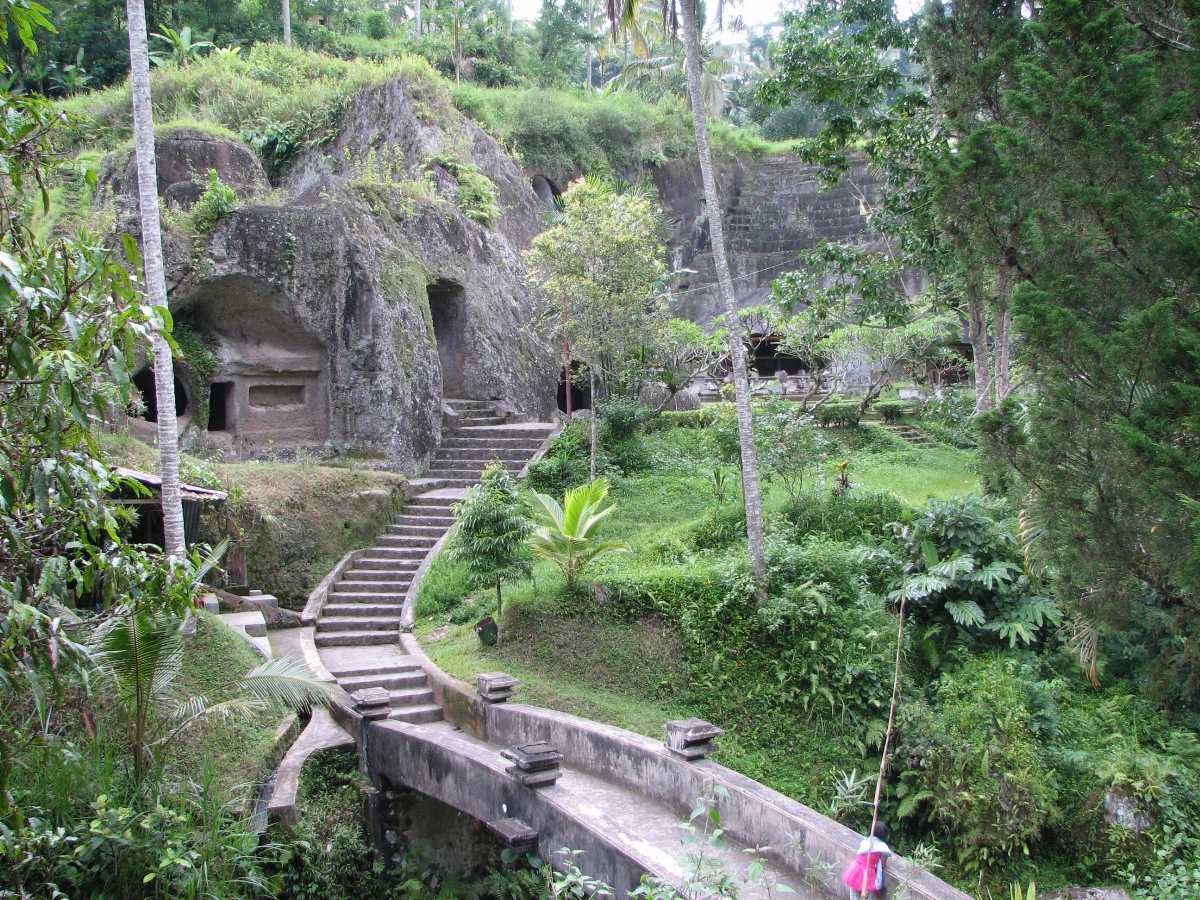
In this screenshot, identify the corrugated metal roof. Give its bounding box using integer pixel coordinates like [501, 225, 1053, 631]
[112, 466, 228, 502]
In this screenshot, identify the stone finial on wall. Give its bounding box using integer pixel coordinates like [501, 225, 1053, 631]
[501, 741, 563, 787]
[477, 671, 519, 703]
[664, 718, 724, 760]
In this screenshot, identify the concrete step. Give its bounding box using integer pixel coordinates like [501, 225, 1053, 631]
[393, 514, 456, 527]
[314, 629, 399, 647]
[387, 703, 443, 724]
[442, 437, 544, 450]
[329, 590, 407, 603]
[436, 448, 530, 462]
[450, 416, 507, 427]
[445, 399, 494, 410]
[431, 456, 523, 471]
[456, 425, 555, 439]
[318, 615, 402, 633]
[325, 657, 423, 678]
[362, 548, 428, 561]
[389, 686, 435, 706]
[339, 670, 428, 692]
[424, 467, 491, 479]
[323, 602, 405, 618]
[334, 579, 413, 592]
[385, 524, 447, 537]
[405, 497, 458, 509]
[346, 565, 420, 579]
[376, 534, 440, 548]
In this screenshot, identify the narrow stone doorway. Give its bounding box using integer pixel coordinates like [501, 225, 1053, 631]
[207, 382, 234, 431]
[132, 366, 188, 422]
[427, 279, 468, 397]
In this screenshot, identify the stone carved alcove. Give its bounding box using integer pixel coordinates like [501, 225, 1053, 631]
[176, 275, 329, 451]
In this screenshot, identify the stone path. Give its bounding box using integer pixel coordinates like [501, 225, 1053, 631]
[315, 399, 555, 723]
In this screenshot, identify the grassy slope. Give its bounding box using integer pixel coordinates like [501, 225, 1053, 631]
[172, 612, 288, 798]
[418, 426, 980, 795]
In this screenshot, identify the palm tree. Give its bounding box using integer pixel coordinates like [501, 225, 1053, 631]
[529, 479, 628, 592]
[608, 0, 767, 593]
[125, 0, 186, 557]
[97, 611, 332, 783]
[149, 25, 213, 68]
[283, 0, 292, 47]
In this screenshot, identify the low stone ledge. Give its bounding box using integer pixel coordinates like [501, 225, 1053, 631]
[302, 548, 363, 625]
[267, 708, 354, 829]
[487, 817, 538, 849]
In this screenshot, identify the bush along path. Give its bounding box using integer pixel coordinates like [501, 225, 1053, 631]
[314, 399, 555, 722]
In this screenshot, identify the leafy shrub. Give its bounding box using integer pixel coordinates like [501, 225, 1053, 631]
[815, 400, 862, 428]
[690, 503, 746, 551]
[526, 421, 595, 494]
[414, 554, 471, 616]
[915, 390, 978, 448]
[645, 406, 720, 432]
[873, 399, 909, 424]
[782, 489, 908, 542]
[599, 399, 651, 474]
[760, 100, 819, 140]
[836, 423, 909, 453]
[894, 656, 1060, 870]
[190, 168, 237, 233]
[364, 11, 391, 40]
[754, 401, 836, 500]
[889, 496, 1062, 653]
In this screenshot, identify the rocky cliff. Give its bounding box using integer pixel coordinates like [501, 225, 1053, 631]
[651, 154, 885, 325]
[104, 76, 556, 471]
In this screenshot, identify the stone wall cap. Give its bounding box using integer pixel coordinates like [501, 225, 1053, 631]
[477, 671, 520, 691]
[664, 718, 725, 742]
[501, 741, 563, 770]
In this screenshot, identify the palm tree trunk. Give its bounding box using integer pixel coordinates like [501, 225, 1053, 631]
[589, 365, 597, 481]
[126, 0, 186, 558]
[282, 0, 292, 47]
[677, 0, 767, 592]
[585, 0, 595, 91]
[415, 0, 422, 35]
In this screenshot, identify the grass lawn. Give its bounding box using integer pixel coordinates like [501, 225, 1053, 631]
[834, 446, 979, 505]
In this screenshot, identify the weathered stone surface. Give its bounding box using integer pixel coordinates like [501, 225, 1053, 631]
[1046, 889, 1131, 900]
[101, 126, 267, 206]
[211, 588, 302, 629]
[1103, 787, 1153, 835]
[650, 154, 905, 327]
[105, 79, 555, 471]
[639, 382, 701, 412]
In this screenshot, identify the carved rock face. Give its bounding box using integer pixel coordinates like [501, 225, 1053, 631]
[102, 126, 268, 208]
[105, 81, 556, 469]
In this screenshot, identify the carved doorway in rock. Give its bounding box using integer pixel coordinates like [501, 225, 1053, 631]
[427, 279, 468, 398]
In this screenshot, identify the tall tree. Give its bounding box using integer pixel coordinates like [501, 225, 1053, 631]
[125, 0, 186, 556]
[525, 178, 666, 479]
[282, 0, 291, 46]
[611, 0, 767, 590]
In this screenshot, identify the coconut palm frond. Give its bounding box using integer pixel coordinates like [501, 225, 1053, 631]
[237, 656, 334, 712]
[98, 611, 184, 707]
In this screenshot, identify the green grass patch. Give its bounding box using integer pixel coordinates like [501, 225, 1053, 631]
[171, 612, 286, 797]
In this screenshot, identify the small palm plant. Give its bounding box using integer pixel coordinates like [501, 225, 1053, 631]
[529, 478, 628, 592]
[150, 25, 212, 68]
[97, 611, 332, 784]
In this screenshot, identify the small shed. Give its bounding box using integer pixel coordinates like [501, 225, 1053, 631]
[110, 466, 227, 549]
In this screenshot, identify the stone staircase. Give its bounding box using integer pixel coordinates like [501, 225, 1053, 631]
[878, 421, 937, 448]
[315, 399, 556, 723]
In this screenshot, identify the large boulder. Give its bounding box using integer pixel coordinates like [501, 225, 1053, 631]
[639, 382, 701, 411]
[101, 126, 267, 208]
[107, 76, 556, 471]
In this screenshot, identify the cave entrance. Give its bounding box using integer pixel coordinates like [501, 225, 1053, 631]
[427, 279, 468, 398]
[557, 361, 591, 414]
[132, 366, 188, 422]
[207, 382, 233, 431]
[747, 334, 807, 377]
[531, 174, 561, 211]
